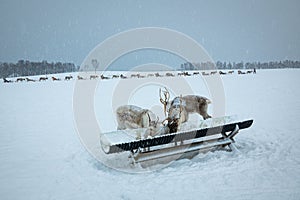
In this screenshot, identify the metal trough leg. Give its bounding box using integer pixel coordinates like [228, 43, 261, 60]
[229, 143, 239, 153]
[227, 124, 239, 139]
[227, 125, 240, 153]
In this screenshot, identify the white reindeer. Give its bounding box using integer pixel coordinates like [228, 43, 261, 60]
[116, 105, 164, 138]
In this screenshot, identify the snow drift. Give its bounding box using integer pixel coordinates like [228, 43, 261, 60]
[0, 69, 299, 199]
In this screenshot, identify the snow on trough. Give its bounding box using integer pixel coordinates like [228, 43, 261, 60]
[0, 69, 299, 199]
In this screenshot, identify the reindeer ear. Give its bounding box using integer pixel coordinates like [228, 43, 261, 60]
[156, 116, 159, 124]
[206, 99, 212, 104]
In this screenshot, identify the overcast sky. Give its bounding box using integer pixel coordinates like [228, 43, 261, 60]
[0, 0, 299, 67]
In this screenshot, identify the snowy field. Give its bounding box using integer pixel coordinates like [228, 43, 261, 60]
[1, 69, 300, 199]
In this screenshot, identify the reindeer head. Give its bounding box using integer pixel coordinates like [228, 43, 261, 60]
[162, 117, 180, 133]
[167, 96, 187, 125]
[160, 91, 186, 133]
[142, 110, 159, 128]
[160, 87, 186, 119]
[144, 110, 161, 137]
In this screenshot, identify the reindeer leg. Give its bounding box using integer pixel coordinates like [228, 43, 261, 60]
[199, 112, 211, 120]
[200, 104, 211, 120]
[202, 114, 212, 120]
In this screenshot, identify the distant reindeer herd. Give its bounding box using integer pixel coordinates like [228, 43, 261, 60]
[2, 69, 256, 84]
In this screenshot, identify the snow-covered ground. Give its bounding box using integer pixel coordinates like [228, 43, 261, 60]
[0, 69, 300, 199]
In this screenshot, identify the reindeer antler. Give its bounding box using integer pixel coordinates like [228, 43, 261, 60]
[179, 95, 183, 118]
[159, 87, 170, 116]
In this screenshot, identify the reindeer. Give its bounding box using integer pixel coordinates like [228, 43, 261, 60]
[238, 70, 246, 75]
[39, 77, 48, 81]
[116, 105, 163, 138]
[155, 72, 163, 77]
[147, 73, 154, 77]
[65, 75, 73, 80]
[137, 74, 145, 78]
[165, 72, 175, 77]
[16, 78, 26, 82]
[228, 70, 234, 74]
[193, 72, 200, 75]
[120, 74, 127, 79]
[202, 72, 210, 76]
[3, 78, 13, 83]
[112, 75, 120, 79]
[52, 77, 61, 81]
[26, 78, 35, 82]
[90, 75, 98, 80]
[219, 71, 227, 75]
[100, 74, 109, 80]
[77, 75, 85, 80]
[246, 70, 253, 74]
[131, 74, 138, 78]
[210, 71, 218, 75]
[159, 87, 212, 132]
[183, 72, 191, 76]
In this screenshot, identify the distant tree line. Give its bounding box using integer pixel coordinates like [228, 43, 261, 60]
[181, 60, 300, 70]
[0, 60, 79, 78]
[1, 59, 300, 78]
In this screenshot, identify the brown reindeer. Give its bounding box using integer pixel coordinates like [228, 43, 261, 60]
[52, 77, 61, 81]
[193, 72, 200, 75]
[238, 70, 246, 75]
[112, 75, 120, 79]
[219, 71, 227, 75]
[26, 78, 36, 82]
[202, 72, 210, 76]
[16, 78, 26, 82]
[228, 70, 234, 74]
[39, 77, 48, 81]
